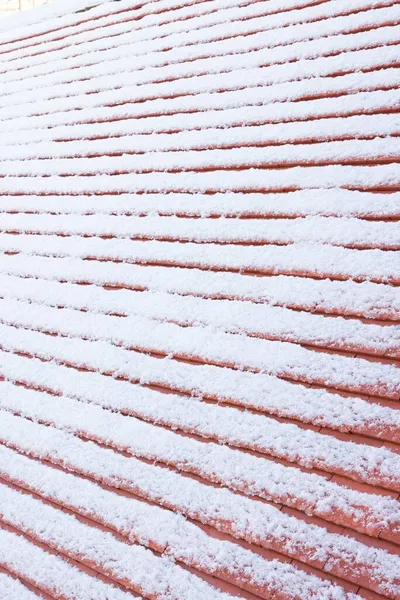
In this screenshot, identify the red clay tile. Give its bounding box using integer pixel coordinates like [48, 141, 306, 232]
[0, 1, 398, 599]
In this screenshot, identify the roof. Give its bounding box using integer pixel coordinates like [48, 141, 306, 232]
[0, 0, 399, 599]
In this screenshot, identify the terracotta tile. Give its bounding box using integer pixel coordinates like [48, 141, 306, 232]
[357, 587, 393, 600]
[290, 559, 359, 594]
[281, 506, 345, 536]
[331, 474, 400, 499]
[1, 4, 399, 600]
[0, 566, 55, 600]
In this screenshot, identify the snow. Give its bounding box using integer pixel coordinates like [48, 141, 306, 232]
[0, 481, 240, 600]
[0, 573, 40, 600]
[0, 443, 364, 600]
[0, 0, 398, 597]
[1, 233, 398, 283]
[1, 165, 399, 197]
[1, 212, 399, 250]
[0, 528, 142, 599]
[2, 112, 399, 154]
[2, 46, 399, 113]
[1, 66, 396, 122]
[0, 298, 399, 400]
[0, 253, 397, 320]
[0, 323, 397, 443]
[0, 189, 398, 219]
[2, 84, 398, 139]
[0, 342, 399, 493]
[0, 0, 390, 59]
[0, 405, 398, 598]
[0, 273, 398, 357]
[1, 139, 399, 177]
[3, 20, 399, 98]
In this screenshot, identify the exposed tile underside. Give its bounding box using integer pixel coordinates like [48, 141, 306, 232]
[0, 0, 399, 599]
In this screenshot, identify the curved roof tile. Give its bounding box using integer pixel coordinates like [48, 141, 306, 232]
[0, 1, 398, 599]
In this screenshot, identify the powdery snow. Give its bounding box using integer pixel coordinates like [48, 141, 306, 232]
[0, 573, 40, 600]
[0, 0, 398, 598]
[0, 528, 143, 599]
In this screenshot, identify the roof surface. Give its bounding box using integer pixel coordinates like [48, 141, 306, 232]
[0, 0, 399, 599]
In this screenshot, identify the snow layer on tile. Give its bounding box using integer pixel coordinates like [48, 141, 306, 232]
[0, 328, 398, 446]
[1, 407, 398, 549]
[1, 213, 398, 250]
[0, 274, 397, 357]
[0, 528, 142, 599]
[0, 402, 398, 598]
[2, 45, 399, 116]
[0, 481, 241, 600]
[1, 139, 399, 178]
[0, 23, 397, 112]
[0, 298, 398, 399]
[0, 573, 40, 600]
[3, 85, 399, 140]
[0, 0, 390, 64]
[1, 165, 399, 196]
[0, 0, 399, 598]
[1, 190, 399, 219]
[0, 411, 398, 544]
[3, 21, 399, 100]
[0, 360, 398, 494]
[2, 0, 395, 76]
[0, 443, 365, 600]
[1, 66, 397, 123]
[0, 234, 398, 283]
[0, 190, 399, 219]
[0, 253, 397, 320]
[3, 112, 400, 153]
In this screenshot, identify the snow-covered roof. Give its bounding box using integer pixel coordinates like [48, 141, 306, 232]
[0, 0, 399, 599]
